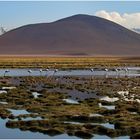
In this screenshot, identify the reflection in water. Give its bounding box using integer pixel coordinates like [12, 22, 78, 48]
[13, 116, 43, 121]
[0, 117, 131, 139]
[94, 134, 130, 139]
[91, 122, 114, 129]
[64, 121, 114, 129]
[0, 118, 78, 139]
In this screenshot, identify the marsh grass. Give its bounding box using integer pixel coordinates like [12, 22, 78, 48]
[0, 75, 140, 138]
[0, 56, 139, 69]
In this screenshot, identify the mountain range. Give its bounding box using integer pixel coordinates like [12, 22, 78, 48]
[0, 14, 140, 56]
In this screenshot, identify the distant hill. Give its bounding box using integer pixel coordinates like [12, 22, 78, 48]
[0, 14, 140, 56]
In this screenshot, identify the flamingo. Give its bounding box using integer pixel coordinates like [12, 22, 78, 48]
[124, 68, 128, 76]
[114, 68, 120, 78]
[54, 69, 58, 73]
[39, 69, 43, 75]
[104, 68, 108, 78]
[90, 68, 94, 72]
[45, 68, 49, 76]
[115, 68, 119, 75]
[90, 68, 94, 79]
[53, 69, 58, 76]
[105, 68, 108, 73]
[4, 69, 10, 77]
[28, 69, 32, 76]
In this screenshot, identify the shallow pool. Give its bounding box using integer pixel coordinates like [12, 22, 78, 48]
[0, 118, 78, 139]
[8, 109, 30, 116]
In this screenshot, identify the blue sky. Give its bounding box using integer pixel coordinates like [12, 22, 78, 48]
[0, 1, 140, 30]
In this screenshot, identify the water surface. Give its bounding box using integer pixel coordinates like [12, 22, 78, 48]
[8, 109, 30, 116]
[0, 118, 78, 139]
[0, 68, 139, 77]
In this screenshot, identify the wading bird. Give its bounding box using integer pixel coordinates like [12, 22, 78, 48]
[39, 69, 43, 76]
[124, 68, 129, 76]
[105, 68, 108, 78]
[90, 68, 94, 79]
[4, 69, 10, 77]
[115, 68, 119, 75]
[114, 68, 120, 78]
[28, 69, 32, 76]
[105, 68, 108, 73]
[53, 69, 58, 76]
[45, 68, 49, 76]
[90, 68, 94, 72]
[54, 69, 58, 74]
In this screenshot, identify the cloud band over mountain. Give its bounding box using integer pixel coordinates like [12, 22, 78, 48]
[95, 10, 140, 29]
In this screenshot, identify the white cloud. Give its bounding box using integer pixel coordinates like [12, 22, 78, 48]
[95, 10, 140, 29]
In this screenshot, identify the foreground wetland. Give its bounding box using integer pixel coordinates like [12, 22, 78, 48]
[0, 57, 140, 139]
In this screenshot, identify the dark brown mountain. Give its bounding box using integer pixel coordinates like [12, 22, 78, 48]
[0, 14, 140, 56]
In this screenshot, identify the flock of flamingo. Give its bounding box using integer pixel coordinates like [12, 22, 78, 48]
[27, 69, 58, 76]
[3, 67, 129, 77]
[91, 68, 129, 74]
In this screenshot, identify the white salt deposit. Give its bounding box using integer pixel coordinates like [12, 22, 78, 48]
[89, 113, 103, 117]
[99, 103, 115, 110]
[117, 91, 129, 96]
[117, 91, 140, 103]
[100, 96, 119, 102]
[2, 87, 16, 90]
[63, 99, 79, 104]
[0, 90, 7, 94]
[32, 92, 41, 98]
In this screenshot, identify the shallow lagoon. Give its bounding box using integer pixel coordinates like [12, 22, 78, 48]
[0, 67, 139, 77]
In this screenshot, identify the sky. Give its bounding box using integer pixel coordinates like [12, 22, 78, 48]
[0, 1, 140, 30]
